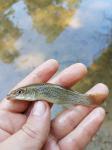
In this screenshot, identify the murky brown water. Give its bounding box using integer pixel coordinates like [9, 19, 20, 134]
[0, 0, 112, 149]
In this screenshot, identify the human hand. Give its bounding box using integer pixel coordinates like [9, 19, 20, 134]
[0, 59, 109, 150]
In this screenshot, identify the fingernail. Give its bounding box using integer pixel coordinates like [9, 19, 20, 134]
[32, 101, 46, 116]
[92, 107, 105, 120]
[86, 83, 109, 96]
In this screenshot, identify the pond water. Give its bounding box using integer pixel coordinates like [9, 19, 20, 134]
[0, 0, 112, 149]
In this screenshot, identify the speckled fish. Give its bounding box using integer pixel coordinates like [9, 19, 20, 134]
[6, 83, 92, 106]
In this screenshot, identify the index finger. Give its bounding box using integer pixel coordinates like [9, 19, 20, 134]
[0, 59, 59, 113]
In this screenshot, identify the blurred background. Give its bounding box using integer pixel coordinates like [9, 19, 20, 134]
[0, 0, 112, 149]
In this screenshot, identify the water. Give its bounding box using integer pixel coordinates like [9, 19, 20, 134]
[0, 0, 112, 149]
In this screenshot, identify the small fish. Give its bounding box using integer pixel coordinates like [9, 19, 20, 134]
[6, 83, 92, 106]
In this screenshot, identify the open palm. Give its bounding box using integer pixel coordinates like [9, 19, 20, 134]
[0, 59, 108, 150]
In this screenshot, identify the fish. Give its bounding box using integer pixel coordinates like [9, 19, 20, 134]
[6, 83, 92, 106]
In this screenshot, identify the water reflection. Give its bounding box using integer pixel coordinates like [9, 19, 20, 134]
[15, 52, 45, 70]
[0, 0, 20, 63]
[25, 0, 78, 42]
[0, 0, 17, 13]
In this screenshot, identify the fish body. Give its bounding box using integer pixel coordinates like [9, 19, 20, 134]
[6, 83, 92, 106]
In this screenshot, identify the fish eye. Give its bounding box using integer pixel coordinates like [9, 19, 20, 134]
[16, 89, 25, 95]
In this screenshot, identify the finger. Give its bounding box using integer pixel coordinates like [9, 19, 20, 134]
[42, 134, 60, 150]
[1, 59, 59, 113]
[0, 101, 51, 150]
[0, 129, 10, 142]
[86, 83, 109, 105]
[50, 63, 87, 88]
[59, 107, 105, 150]
[51, 83, 108, 140]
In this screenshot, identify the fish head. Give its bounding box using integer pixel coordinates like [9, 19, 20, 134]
[6, 86, 35, 100]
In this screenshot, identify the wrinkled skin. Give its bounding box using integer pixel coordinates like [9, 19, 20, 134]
[0, 59, 109, 150]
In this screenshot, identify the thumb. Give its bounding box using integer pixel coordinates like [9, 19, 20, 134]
[1, 101, 51, 150]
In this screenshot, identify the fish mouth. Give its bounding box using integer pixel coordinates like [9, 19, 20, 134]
[6, 96, 11, 100]
[6, 93, 14, 100]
